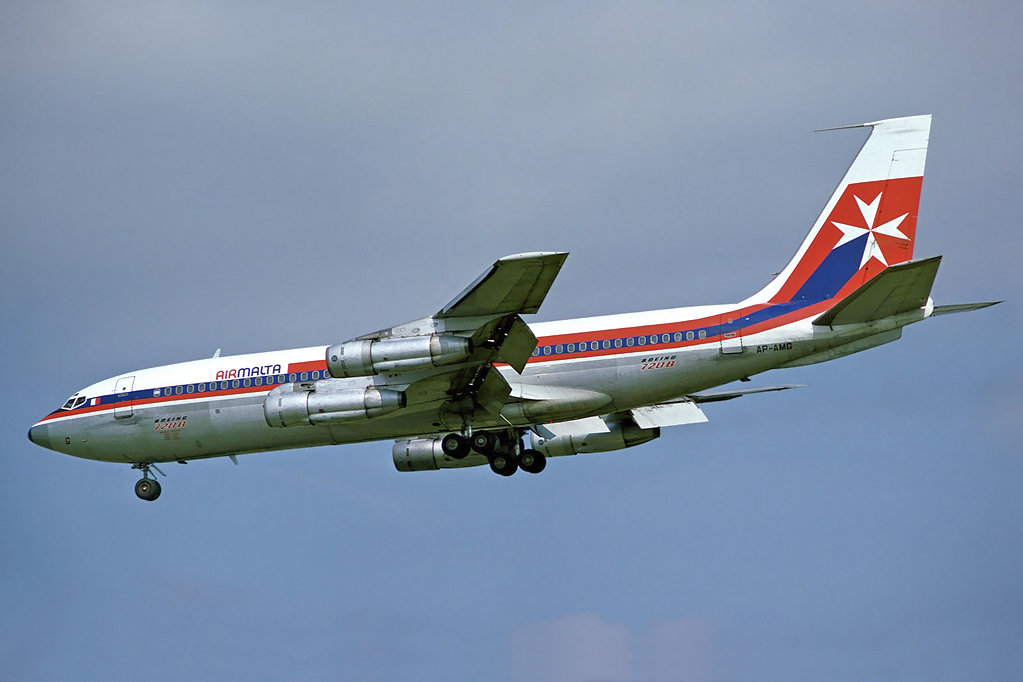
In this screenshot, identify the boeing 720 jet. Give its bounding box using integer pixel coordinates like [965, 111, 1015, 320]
[28, 115, 999, 500]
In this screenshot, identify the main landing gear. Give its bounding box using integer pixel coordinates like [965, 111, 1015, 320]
[440, 430, 546, 477]
[132, 463, 164, 501]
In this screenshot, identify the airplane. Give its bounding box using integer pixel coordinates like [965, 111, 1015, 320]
[28, 114, 1000, 501]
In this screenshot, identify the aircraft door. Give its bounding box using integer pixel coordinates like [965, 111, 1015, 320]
[113, 375, 135, 419]
[718, 314, 744, 354]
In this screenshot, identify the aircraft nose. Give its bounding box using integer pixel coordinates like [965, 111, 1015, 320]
[28, 423, 51, 450]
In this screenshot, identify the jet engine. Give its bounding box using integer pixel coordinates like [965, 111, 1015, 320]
[264, 383, 405, 428]
[530, 419, 659, 457]
[326, 334, 472, 378]
[392, 437, 489, 472]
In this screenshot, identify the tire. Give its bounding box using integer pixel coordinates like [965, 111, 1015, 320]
[518, 449, 546, 474]
[135, 478, 162, 501]
[441, 433, 470, 460]
[489, 452, 517, 477]
[470, 431, 498, 455]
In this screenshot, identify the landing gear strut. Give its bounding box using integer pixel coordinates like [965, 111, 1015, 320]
[132, 463, 163, 501]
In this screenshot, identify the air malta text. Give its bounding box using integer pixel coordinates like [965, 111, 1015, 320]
[215, 364, 282, 381]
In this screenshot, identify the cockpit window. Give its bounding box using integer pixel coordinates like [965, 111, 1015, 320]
[61, 395, 88, 411]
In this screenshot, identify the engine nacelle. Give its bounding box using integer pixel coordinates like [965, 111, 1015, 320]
[264, 383, 406, 428]
[392, 438, 489, 472]
[326, 334, 472, 378]
[530, 420, 659, 457]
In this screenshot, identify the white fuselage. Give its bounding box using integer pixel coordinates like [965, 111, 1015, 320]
[29, 297, 928, 466]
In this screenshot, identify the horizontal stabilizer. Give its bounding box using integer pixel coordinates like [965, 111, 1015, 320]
[437, 252, 568, 319]
[813, 256, 941, 326]
[689, 384, 805, 403]
[931, 301, 1003, 316]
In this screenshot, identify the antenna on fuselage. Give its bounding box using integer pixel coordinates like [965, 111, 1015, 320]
[212, 348, 221, 358]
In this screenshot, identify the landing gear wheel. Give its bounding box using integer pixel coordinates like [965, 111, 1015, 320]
[441, 433, 470, 460]
[135, 477, 162, 501]
[471, 431, 498, 455]
[518, 449, 547, 474]
[489, 452, 518, 477]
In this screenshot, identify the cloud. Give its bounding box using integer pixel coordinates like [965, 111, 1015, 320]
[507, 613, 715, 682]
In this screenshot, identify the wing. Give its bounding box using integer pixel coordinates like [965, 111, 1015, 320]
[437, 251, 569, 319]
[356, 252, 568, 419]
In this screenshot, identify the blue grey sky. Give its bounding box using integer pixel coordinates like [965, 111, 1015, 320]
[2, 3, 1021, 681]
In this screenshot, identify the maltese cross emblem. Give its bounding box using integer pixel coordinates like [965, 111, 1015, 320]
[832, 192, 910, 269]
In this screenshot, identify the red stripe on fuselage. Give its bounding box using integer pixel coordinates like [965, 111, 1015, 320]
[288, 360, 327, 373]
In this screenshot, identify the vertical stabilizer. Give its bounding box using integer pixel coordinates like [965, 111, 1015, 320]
[746, 115, 931, 306]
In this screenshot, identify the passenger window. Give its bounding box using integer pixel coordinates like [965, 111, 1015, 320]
[674, 333, 682, 342]
[175, 386, 183, 394]
[555, 345, 563, 354]
[288, 373, 297, 382]
[626, 337, 634, 347]
[198, 383, 205, 392]
[254, 377, 263, 386]
[300, 372, 308, 381]
[602, 340, 610, 349]
[232, 380, 240, 388]
[531, 348, 539, 356]
[186, 385, 194, 393]
[543, 346, 551, 356]
[638, 336, 646, 345]
[243, 378, 251, 387]
[614, 339, 622, 348]
[686, 331, 694, 341]
[698, 330, 706, 339]
[591, 341, 599, 351]
[662, 334, 670, 343]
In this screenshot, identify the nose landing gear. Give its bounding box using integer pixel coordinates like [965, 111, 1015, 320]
[131, 463, 165, 501]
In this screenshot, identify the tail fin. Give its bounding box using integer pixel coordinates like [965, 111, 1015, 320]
[747, 115, 931, 306]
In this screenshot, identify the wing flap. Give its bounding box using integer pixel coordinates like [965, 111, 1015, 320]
[494, 316, 538, 373]
[474, 366, 512, 416]
[534, 416, 610, 438]
[813, 256, 941, 326]
[630, 401, 707, 429]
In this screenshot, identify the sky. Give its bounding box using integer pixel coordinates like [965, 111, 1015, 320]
[2, 2, 1021, 681]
